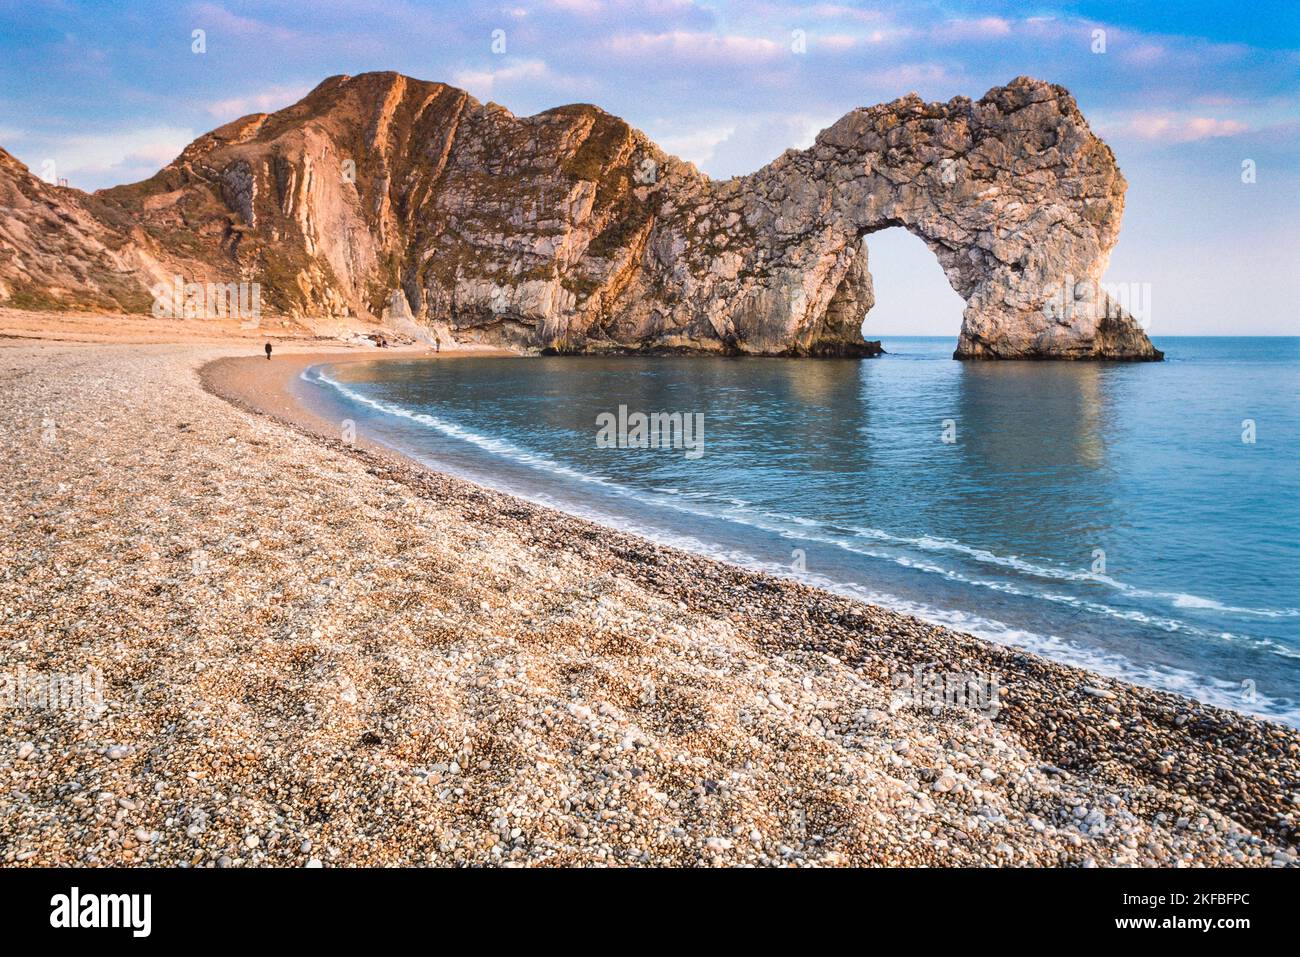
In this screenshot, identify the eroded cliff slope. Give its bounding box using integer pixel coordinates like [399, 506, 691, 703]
[0, 72, 1160, 359]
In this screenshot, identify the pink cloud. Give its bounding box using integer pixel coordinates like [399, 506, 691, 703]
[818, 34, 857, 52]
[1112, 113, 1249, 143]
[803, 4, 888, 22]
[605, 31, 783, 63]
[206, 84, 311, 119]
[545, 0, 605, 13]
[544, 0, 703, 18]
[1181, 117, 1249, 139]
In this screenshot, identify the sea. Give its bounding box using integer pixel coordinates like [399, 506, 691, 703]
[295, 337, 1300, 727]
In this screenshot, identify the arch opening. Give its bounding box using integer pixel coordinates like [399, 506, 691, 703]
[855, 228, 966, 345]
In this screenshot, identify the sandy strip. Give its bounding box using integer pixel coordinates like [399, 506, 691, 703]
[199, 343, 514, 452]
[1, 338, 1296, 867]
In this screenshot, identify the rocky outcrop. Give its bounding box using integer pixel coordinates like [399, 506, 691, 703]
[0, 72, 1160, 359]
[0, 148, 166, 313]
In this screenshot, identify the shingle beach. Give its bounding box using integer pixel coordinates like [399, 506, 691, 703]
[2, 332, 1297, 867]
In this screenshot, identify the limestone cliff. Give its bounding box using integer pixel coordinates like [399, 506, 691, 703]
[0, 72, 1161, 359]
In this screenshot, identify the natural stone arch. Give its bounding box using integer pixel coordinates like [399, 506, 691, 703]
[643, 77, 1161, 359]
[329, 74, 1159, 360]
[592, 77, 1159, 358]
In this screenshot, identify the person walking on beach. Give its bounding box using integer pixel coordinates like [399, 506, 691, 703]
[264, 341, 272, 360]
[434, 336, 441, 354]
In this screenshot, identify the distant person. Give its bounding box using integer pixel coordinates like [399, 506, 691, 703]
[264, 342, 272, 360]
[435, 336, 441, 354]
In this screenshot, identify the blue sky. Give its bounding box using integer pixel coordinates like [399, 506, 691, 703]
[0, 0, 1296, 334]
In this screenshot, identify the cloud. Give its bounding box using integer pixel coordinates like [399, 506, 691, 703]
[4, 126, 198, 189]
[546, 0, 605, 12]
[1177, 117, 1249, 140]
[205, 84, 311, 119]
[935, 17, 1013, 41]
[450, 59, 589, 101]
[654, 123, 737, 166]
[802, 4, 888, 23]
[862, 62, 960, 93]
[817, 34, 858, 52]
[48, 31, 111, 78]
[1107, 113, 1250, 143]
[1120, 42, 1167, 67]
[649, 111, 836, 178]
[544, 0, 704, 18]
[189, 2, 301, 43]
[604, 31, 783, 63]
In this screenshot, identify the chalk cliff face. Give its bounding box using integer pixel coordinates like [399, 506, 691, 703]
[0, 72, 1161, 359]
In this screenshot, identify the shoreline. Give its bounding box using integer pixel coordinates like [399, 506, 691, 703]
[199, 343, 516, 451]
[1, 335, 1296, 866]
[212, 347, 1299, 728]
[200, 347, 1300, 856]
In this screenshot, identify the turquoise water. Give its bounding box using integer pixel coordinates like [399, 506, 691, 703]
[298, 337, 1300, 726]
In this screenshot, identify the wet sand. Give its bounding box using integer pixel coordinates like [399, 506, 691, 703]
[200, 343, 513, 454]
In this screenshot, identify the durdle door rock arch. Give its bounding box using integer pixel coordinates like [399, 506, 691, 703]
[598, 74, 1161, 360]
[0, 72, 1161, 360]
[698, 76, 1163, 360]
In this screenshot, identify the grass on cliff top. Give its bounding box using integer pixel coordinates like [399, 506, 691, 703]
[563, 112, 633, 184]
[5, 275, 154, 315]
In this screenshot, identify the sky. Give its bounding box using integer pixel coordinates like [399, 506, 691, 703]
[0, 0, 1296, 335]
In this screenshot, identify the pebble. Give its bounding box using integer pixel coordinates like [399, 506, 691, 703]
[0, 343, 1293, 870]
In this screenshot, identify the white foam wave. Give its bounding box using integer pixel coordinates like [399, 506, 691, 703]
[302, 364, 1300, 720]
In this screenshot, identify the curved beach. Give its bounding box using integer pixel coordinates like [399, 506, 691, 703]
[1, 331, 1297, 867]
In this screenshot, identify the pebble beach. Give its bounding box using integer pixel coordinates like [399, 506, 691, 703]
[2, 335, 1298, 867]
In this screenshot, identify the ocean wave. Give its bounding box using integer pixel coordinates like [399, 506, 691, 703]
[833, 524, 1299, 619]
[304, 364, 1300, 714]
[601, 519, 1300, 728]
[732, 511, 1300, 659]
